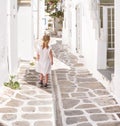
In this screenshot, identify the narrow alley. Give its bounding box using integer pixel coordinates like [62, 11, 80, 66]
[1, 0, 120, 125]
[0, 37, 120, 126]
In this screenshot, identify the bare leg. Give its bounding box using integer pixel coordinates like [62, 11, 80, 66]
[44, 74, 48, 87]
[40, 73, 43, 81]
[39, 73, 43, 87]
[44, 74, 48, 84]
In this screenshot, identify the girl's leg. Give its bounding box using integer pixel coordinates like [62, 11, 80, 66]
[40, 73, 43, 81]
[39, 73, 43, 86]
[44, 74, 48, 87]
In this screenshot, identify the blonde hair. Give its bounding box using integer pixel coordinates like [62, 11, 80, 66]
[42, 34, 50, 49]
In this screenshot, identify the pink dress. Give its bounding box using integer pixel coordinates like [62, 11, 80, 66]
[36, 45, 52, 76]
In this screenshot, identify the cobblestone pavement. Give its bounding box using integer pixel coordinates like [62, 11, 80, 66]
[1, 37, 120, 126]
[51, 38, 120, 126]
[0, 62, 55, 126]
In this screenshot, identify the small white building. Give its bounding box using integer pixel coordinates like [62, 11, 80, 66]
[63, 0, 120, 102]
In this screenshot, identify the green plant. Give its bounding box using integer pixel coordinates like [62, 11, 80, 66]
[49, 10, 64, 18]
[48, 23, 52, 27]
[45, 0, 58, 12]
[30, 62, 35, 66]
[45, 0, 64, 18]
[4, 75, 20, 89]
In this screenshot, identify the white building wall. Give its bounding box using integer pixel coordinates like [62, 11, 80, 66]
[39, 0, 45, 39]
[78, 0, 99, 72]
[17, 5, 33, 60]
[0, 0, 9, 86]
[97, 7, 107, 69]
[0, 0, 18, 86]
[32, 0, 38, 40]
[62, 0, 72, 45]
[32, 0, 45, 40]
[63, 0, 120, 97]
[63, 0, 99, 71]
[63, 0, 113, 87]
[7, 0, 18, 74]
[70, 2, 76, 53]
[113, 0, 120, 103]
[70, 0, 83, 53]
[32, 0, 45, 54]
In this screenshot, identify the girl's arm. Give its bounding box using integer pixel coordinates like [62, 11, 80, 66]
[36, 45, 41, 60]
[49, 49, 53, 65]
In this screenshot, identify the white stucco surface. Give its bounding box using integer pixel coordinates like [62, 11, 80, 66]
[113, 0, 120, 103]
[62, 0, 120, 101]
[17, 6, 33, 60]
[0, 0, 9, 86]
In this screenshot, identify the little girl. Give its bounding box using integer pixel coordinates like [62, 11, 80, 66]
[36, 34, 53, 87]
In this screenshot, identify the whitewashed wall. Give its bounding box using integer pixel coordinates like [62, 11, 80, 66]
[63, 0, 112, 87]
[63, 0, 120, 99]
[32, 0, 45, 55]
[62, 0, 72, 45]
[32, 0, 45, 40]
[39, 0, 45, 39]
[7, 0, 18, 74]
[70, 1, 76, 53]
[0, 0, 9, 86]
[63, 0, 99, 71]
[113, 0, 120, 103]
[17, 5, 33, 60]
[70, 0, 83, 54]
[32, 0, 38, 40]
[0, 0, 18, 86]
[82, 0, 100, 72]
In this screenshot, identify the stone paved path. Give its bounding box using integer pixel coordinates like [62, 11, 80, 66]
[51, 39, 120, 126]
[1, 37, 120, 126]
[0, 61, 55, 126]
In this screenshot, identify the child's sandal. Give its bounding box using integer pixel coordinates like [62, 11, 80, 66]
[39, 80, 43, 87]
[44, 83, 48, 88]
